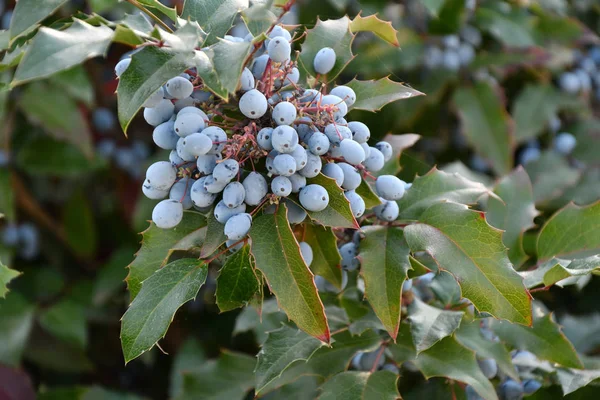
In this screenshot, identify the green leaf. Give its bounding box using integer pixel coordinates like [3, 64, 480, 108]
[303, 173, 358, 229]
[121, 258, 207, 363]
[490, 313, 583, 369]
[63, 190, 97, 257]
[454, 320, 519, 381]
[350, 13, 399, 47]
[398, 168, 492, 220]
[249, 204, 330, 342]
[137, 0, 178, 22]
[427, 0, 467, 34]
[0, 293, 35, 366]
[12, 20, 114, 86]
[0, 170, 15, 223]
[159, 21, 206, 52]
[537, 201, 600, 261]
[178, 351, 255, 400]
[358, 226, 411, 340]
[117, 46, 192, 133]
[407, 297, 463, 353]
[194, 39, 252, 100]
[522, 256, 600, 289]
[561, 314, 600, 355]
[513, 84, 581, 144]
[422, 0, 447, 17]
[215, 245, 259, 312]
[475, 6, 536, 48]
[355, 179, 382, 210]
[388, 322, 417, 365]
[169, 339, 206, 398]
[93, 247, 133, 306]
[429, 271, 461, 307]
[233, 298, 287, 344]
[9, 0, 68, 40]
[255, 324, 326, 394]
[453, 81, 513, 176]
[0, 262, 20, 299]
[182, 0, 249, 45]
[303, 224, 342, 289]
[50, 66, 95, 107]
[199, 211, 227, 258]
[525, 151, 581, 205]
[126, 211, 207, 300]
[241, 4, 278, 37]
[38, 299, 87, 350]
[345, 78, 424, 112]
[486, 167, 538, 267]
[299, 17, 355, 83]
[413, 337, 498, 400]
[39, 386, 144, 400]
[556, 368, 600, 396]
[18, 81, 93, 158]
[318, 371, 400, 400]
[404, 202, 532, 325]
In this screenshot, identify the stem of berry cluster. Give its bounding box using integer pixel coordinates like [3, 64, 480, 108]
[126, 0, 174, 33]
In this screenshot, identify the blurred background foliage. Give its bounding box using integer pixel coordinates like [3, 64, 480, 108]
[0, 0, 599, 398]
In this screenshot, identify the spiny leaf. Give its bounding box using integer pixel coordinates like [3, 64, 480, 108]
[121, 258, 207, 363]
[318, 371, 400, 400]
[376, 133, 421, 177]
[158, 21, 206, 52]
[12, 20, 114, 86]
[255, 324, 326, 394]
[398, 168, 493, 220]
[298, 16, 355, 83]
[355, 179, 382, 209]
[0, 293, 35, 367]
[486, 167, 539, 267]
[242, 4, 278, 37]
[215, 245, 259, 312]
[404, 202, 532, 325]
[537, 201, 600, 261]
[358, 226, 411, 340]
[556, 368, 600, 396]
[455, 320, 519, 381]
[249, 204, 330, 343]
[407, 297, 463, 353]
[137, 0, 178, 22]
[9, 0, 68, 41]
[117, 46, 193, 133]
[490, 313, 583, 369]
[199, 211, 227, 258]
[126, 211, 207, 300]
[0, 262, 21, 299]
[303, 173, 358, 229]
[525, 151, 581, 205]
[429, 271, 461, 307]
[345, 78, 424, 112]
[350, 13, 399, 47]
[182, 0, 249, 45]
[453, 81, 514, 176]
[303, 224, 343, 289]
[522, 256, 600, 289]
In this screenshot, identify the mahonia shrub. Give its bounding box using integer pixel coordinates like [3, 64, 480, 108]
[1, 1, 600, 399]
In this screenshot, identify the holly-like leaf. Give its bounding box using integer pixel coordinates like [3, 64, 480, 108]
[249, 204, 330, 343]
[429, 271, 462, 307]
[126, 211, 207, 300]
[486, 167, 538, 267]
[255, 324, 326, 394]
[299, 17, 355, 83]
[537, 201, 600, 261]
[199, 211, 227, 258]
[345, 78, 424, 112]
[350, 13, 399, 47]
[216, 245, 259, 312]
[398, 168, 492, 220]
[561, 314, 600, 355]
[50, 66, 95, 107]
[182, 0, 249, 45]
[121, 258, 207, 363]
[413, 337, 498, 400]
[475, 6, 536, 48]
[453, 81, 514, 176]
[242, 4, 278, 37]
[8, 0, 68, 40]
[0, 293, 35, 367]
[318, 371, 400, 400]
[525, 151, 581, 206]
[454, 320, 519, 381]
[490, 313, 583, 369]
[158, 21, 206, 52]
[358, 226, 411, 340]
[179, 351, 256, 400]
[556, 368, 600, 396]
[354, 179, 382, 210]
[38, 299, 87, 350]
[376, 133, 421, 177]
[522, 256, 600, 289]
[12, 20, 114, 86]
[295, 173, 359, 229]
[404, 202, 532, 325]
[0, 262, 20, 299]
[303, 224, 343, 289]
[195, 39, 252, 100]
[407, 297, 463, 353]
[117, 46, 193, 133]
[137, 0, 178, 22]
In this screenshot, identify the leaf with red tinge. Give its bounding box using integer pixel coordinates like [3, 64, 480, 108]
[249, 204, 330, 343]
[0, 364, 35, 400]
[350, 13, 400, 47]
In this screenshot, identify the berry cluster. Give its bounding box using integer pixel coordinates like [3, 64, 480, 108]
[1, 222, 39, 260]
[558, 46, 600, 99]
[423, 27, 480, 71]
[117, 24, 409, 247]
